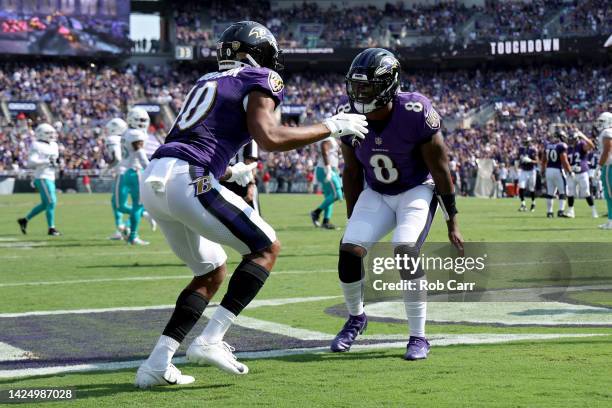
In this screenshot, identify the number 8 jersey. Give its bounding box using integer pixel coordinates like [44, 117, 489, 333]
[339, 92, 441, 195]
[153, 66, 285, 178]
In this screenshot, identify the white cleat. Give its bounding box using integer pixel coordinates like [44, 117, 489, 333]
[598, 221, 612, 230]
[108, 231, 123, 240]
[143, 211, 157, 232]
[186, 340, 249, 375]
[564, 208, 575, 218]
[128, 237, 150, 246]
[134, 363, 195, 389]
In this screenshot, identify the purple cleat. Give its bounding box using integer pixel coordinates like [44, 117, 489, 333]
[330, 313, 367, 352]
[404, 336, 430, 360]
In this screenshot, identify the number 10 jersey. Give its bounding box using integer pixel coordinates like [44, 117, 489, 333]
[153, 66, 285, 179]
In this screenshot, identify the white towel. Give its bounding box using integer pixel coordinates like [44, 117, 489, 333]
[144, 158, 177, 193]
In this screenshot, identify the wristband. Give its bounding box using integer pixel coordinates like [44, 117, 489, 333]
[437, 193, 458, 221]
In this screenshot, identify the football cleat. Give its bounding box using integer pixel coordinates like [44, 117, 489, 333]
[530, 203, 536, 212]
[598, 221, 612, 230]
[128, 237, 150, 246]
[134, 362, 195, 389]
[321, 222, 338, 230]
[404, 336, 431, 360]
[186, 340, 249, 375]
[17, 218, 28, 235]
[546, 212, 554, 218]
[108, 231, 124, 240]
[330, 313, 367, 352]
[48, 228, 62, 236]
[557, 210, 568, 218]
[518, 204, 527, 212]
[310, 211, 321, 228]
[565, 208, 575, 218]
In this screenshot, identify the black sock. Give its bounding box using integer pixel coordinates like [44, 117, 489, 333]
[530, 191, 536, 202]
[568, 196, 575, 207]
[519, 188, 525, 202]
[162, 289, 209, 343]
[323, 218, 330, 224]
[586, 196, 594, 206]
[220, 260, 269, 316]
[313, 208, 322, 216]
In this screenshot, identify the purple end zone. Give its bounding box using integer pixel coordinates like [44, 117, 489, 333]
[0, 308, 396, 371]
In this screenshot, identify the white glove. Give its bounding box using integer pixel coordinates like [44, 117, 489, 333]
[324, 165, 332, 182]
[227, 162, 257, 187]
[520, 157, 533, 164]
[323, 112, 368, 140]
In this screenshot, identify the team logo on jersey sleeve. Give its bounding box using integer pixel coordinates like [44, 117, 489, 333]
[425, 108, 441, 130]
[268, 71, 284, 93]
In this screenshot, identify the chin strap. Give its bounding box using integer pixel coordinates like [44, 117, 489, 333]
[436, 193, 458, 221]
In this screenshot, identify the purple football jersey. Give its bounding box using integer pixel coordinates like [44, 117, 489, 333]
[518, 146, 537, 170]
[153, 66, 285, 178]
[567, 141, 589, 173]
[544, 142, 567, 169]
[339, 92, 441, 195]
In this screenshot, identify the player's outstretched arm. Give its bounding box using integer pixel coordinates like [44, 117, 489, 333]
[340, 143, 364, 219]
[247, 91, 367, 152]
[420, 133, 464, 255]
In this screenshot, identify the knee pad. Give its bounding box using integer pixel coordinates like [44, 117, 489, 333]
[395, 244, 425, 280]
[338, 249, 364, 283]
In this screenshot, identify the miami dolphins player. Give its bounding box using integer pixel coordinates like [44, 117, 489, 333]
[121, 128, 150, 245]
[17, 124, 61, 236]
[541, 126, 572, 218]
[595, 112, 612, 229]
[565, 128, 597, 218]
[104, 117, 129, 240]
[310, 136, 343, 229]
[516, 136, 538, 212]
[329, 48, 464, 360]
[135, 21, 368, 388]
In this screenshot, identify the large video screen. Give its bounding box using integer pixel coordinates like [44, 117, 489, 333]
[0, 0, 130, 56]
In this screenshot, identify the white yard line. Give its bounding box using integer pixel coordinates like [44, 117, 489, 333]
[0, 333, 604, 379]
[0, 342, 35, 362]
[0, 296, 340, 318]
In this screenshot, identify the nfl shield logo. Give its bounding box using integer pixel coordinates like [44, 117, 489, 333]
[375, 136, 383, 145]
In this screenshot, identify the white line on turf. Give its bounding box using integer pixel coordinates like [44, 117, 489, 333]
[0, 269, 337, 288]
[0, 333, 604, 379]
[0, 342, 35, 362]
[0, 296, 341, 318]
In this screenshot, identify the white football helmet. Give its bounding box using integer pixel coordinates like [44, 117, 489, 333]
[35, 123, 57, 142]
[124, 128, 147, 145]
[127, 107, 150, 130]
[594, 112, 612, 133]
[105, 117, 128, 136]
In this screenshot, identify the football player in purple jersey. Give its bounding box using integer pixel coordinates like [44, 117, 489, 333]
[565, 128, 597, 218]
[135, 21, 369, 388]
[516, 136, 538, 212]
[329, 48, 464, 360]
[541, 126, 573, 218]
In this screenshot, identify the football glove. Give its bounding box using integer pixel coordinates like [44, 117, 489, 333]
[227, 162, 257, 187]
[323, 112, 368, 140]
[324, 165, 332, 182]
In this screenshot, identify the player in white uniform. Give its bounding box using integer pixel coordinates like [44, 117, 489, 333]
[595, 112, 612, 229]
[121, 128, 151, 245]
[17, 124, 61, 236]
[104, 118, 129, 240]
[310, 136, 343, 229]
[565, 128, 598, 218]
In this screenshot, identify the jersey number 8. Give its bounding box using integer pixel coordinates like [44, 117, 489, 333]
[370, 154, 398, 184]
[176, 81, 218, 130]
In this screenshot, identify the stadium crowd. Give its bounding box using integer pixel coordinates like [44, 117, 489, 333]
[0, 60, 609, 195]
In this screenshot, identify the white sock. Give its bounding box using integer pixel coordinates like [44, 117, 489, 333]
[143, 211, 151, 221]
[146, 335, 179, 370]
[340, 280, 364, 316]
[521, 200, 526, 206]
[198, 306, 236, 344]
[403, 277, 427, 337]
[546, 198, 553, 213]
[559, 199, 566, 212]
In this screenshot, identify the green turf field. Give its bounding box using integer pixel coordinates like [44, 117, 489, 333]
[0, 193, 610, 407]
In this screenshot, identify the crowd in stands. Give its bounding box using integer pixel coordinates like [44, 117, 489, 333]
[172, 1, 611, 49]
[0, 60, 609, 195]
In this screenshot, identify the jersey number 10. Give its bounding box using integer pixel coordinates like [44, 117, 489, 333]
[175, 81, 218, 130]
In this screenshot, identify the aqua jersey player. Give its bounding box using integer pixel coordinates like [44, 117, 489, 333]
[121, 128, 150, 245]
[134, 21, 368, 388]
[103, 117, 129, 240]
[17, 124, 61, 236]
[329, 48, 464, 360]
[595, 112, 612, 229]
[310, 136, 343, 229]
